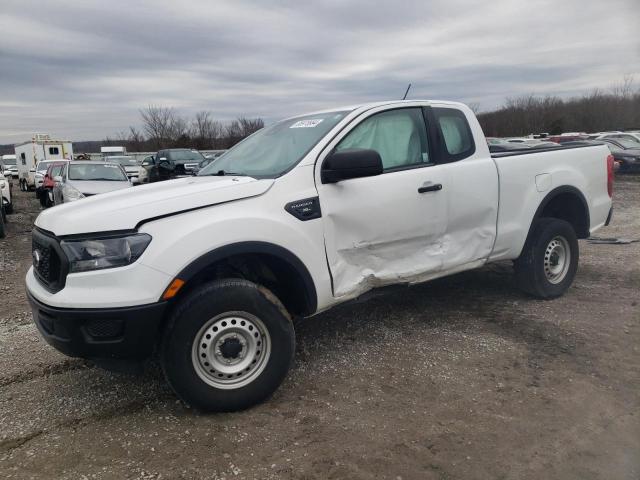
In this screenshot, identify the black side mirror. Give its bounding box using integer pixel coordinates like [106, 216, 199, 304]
[321, 148, 383, 184]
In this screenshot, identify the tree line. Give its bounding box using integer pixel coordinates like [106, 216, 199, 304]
[103, 106, 265, 152]
[477, 77, 640, 137]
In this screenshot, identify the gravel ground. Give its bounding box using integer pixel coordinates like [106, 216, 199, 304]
[0, 179, 638, 480]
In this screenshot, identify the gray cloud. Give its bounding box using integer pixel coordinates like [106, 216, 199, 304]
[1, 0, 638, 143]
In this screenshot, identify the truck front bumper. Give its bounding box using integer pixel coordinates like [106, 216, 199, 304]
[28, 290, 167, 360]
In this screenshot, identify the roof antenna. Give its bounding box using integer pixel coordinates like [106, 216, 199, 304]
[402, 83, 412, 100]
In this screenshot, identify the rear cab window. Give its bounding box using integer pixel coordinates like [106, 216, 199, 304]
[431, 107, 475, 162]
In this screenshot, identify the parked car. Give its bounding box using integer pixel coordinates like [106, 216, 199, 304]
[138, 154, 177, 183]
[1, 169, 12, 220]
[596, 132, 640, 145]
[0, 173, 7, 238]
[52, 161, 132, 205]
[546, 134, 588, 144]
[1, 154, 18, 179]
[40, 162, 69, 207]
[104, 156, 142, 184]
[34, 160, 62, 203]
[597, 138, 640, 173]
[156, 148, 206, 176]
[27, 100, 613, 412]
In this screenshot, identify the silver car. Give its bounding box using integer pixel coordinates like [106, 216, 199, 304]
[53, 161, 132, 205]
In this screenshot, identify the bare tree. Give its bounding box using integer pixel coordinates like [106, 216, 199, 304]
[140, 105, 175, 149]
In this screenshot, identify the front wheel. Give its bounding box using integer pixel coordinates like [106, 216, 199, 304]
[161, 279, 295, 412]
[514, 218, 579, 299]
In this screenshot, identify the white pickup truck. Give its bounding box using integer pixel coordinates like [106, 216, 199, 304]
[26, 100, 614, 412]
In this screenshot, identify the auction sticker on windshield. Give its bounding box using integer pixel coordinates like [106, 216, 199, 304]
[290, 119, 323, 128]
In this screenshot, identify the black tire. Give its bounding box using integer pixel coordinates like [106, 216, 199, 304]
[4, 202, 12, 214]
[161, 279, 295, 412]
[0, 207, 5, 238]
[514, 218, 579, 299]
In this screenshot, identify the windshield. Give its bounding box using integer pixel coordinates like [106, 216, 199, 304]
[199, 111, 350, 178]
[37, 161, 55, 172]
[169, 150, 205, 163]
[69, 163, 128, 181]
[616, 139, 640, 149]
[107, 156, 139, 166]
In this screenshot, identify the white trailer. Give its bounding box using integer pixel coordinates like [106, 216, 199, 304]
[15, 134, 73, 191]
[101, 146, 127, 158]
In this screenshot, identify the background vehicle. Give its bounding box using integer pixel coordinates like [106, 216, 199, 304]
[101, 146, 127, 158]
[104, 156, 142, 184]
[52, 161, 131, 204]
[15, 134, 73, 191]
[1, 154, 18, 179]
[27, 100, 613, 412]
[0, 175, 6, 238]
[139, 154, 178, 183]
[34, 160, 61, 204]
[40, 162, 68, 207]
[156, 149, 205, 176]
[1, 170, 12, 220]
[597, 138, 640, 173]
[596, 132, 640, 145]
[546, 134, 589, 144]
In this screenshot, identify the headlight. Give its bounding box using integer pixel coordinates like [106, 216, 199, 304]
[63, 184, 85, 201]
[60, 233, 152, 273]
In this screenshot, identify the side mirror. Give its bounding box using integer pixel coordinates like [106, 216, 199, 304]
[141, 161, 150, 166]
[29, 168, 36, 173]
[53, 176, 63, 183]
[321, 148, 383, 184]
[159, 157, 167, 161]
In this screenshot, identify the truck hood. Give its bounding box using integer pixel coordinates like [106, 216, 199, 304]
[36, 175, 273, 236]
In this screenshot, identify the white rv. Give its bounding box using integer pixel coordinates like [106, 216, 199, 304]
[15, 134, 73, 191]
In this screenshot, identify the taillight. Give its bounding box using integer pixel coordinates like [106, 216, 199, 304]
[606, 154, 614, 198]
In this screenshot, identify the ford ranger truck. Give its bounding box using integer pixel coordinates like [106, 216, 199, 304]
[26, 101, 614, 412]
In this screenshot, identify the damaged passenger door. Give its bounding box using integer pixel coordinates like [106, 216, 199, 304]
[316, 106, 449, 298]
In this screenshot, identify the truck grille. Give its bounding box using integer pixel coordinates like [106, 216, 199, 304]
[32, 228, 68, 292]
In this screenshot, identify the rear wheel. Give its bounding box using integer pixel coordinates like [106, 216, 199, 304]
[161, 279, 295, 412]
[514, 218, 579, 299]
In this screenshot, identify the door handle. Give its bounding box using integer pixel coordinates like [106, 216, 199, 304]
[418, 183, 442, 193]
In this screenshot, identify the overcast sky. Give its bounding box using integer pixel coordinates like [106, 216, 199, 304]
[1, 0, 639, 143]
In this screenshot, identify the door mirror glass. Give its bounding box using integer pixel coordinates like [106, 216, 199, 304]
[321, 148, 383, 184]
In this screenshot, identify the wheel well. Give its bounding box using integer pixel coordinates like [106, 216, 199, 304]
[172, 248, 317, 317]
[538, 190, 590, 239]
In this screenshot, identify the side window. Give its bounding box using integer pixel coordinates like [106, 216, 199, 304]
[432, 107, 475, 162]
[49, 147, 59, 155]
[336, 108, 431, 170]
[21, 152, 26, 165]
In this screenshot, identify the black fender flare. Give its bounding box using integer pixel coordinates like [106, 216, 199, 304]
[527, 185, 590, 240]
[173, 241, 318, 314]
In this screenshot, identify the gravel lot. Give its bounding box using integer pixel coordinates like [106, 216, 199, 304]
[1, 179, 638, 480]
